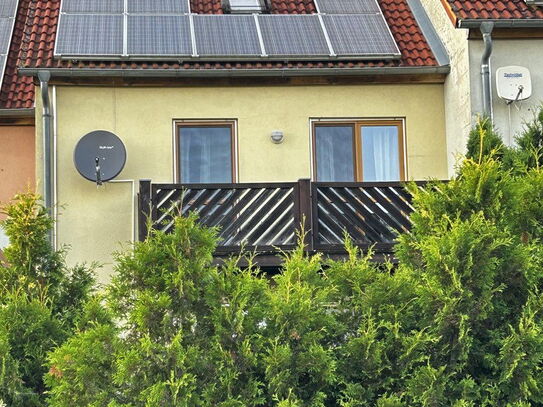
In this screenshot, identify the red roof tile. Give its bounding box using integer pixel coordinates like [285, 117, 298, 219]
[0, 0, 34, 110]
[446, 0, 543, 20]
[16, 0, 437, 80]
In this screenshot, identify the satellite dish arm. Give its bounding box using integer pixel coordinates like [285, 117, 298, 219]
[95, 157, 102, 186]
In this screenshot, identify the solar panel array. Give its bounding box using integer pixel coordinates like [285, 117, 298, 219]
[0, 0, 18, 94]
[55, 0, 401, 60]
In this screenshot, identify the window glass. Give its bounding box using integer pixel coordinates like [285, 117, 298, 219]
[361, 125, 400, 182]
[179, 126, 233, 183]
[315, 125, 355, 182]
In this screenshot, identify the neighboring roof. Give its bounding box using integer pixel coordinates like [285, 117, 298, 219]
[445, 0, 543, 21]
[0, 0, 34, 110]
[18, 0, 439, 74]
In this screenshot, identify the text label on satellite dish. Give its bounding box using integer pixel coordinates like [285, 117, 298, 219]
[74, 130, 127, 183]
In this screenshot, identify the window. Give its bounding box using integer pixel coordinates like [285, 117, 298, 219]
[176, 121, 237, 183]
[227, 0, 263, 13]
[313, 120, 405, 182]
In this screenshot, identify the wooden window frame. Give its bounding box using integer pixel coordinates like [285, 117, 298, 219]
[174, 120, 238, 184]
[311, 119, 406, 182]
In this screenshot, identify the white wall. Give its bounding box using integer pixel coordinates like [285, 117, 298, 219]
[419, 0, 472, 175]
[469, 38, 543, 144]
[0, 226, 8, 250]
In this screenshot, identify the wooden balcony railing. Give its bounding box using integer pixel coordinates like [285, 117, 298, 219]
[138, 179, 427, 262]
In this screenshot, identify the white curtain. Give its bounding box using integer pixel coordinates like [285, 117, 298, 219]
[361, 126, 400, 182]
[315, 126, 354, 182]
[180, 127, 232, 183]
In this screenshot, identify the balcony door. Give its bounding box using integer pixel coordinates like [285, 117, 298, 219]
[177, 122, 237, 184]
[313, 120, 405, 182]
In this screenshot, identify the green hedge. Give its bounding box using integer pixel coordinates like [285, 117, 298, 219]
[44, 153, 543, 406]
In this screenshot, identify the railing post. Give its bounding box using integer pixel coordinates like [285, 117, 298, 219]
[296, 179, 314, 251]
[138, 179, 152, 241]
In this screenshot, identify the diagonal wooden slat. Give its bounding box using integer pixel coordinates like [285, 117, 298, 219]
[362, 187, 412, 231]
[343, 187, 408, 236]
[318, 187, 384, 243]
[332, 187, 399, 241]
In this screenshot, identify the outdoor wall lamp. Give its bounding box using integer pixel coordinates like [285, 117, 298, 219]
[271, 130, 284, 144]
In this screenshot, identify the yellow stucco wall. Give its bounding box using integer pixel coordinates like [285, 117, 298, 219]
[40, 83, 447, 281]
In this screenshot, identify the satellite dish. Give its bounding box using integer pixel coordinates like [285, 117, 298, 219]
[496, 66, 532, 102]
[74, 130, 126, 184]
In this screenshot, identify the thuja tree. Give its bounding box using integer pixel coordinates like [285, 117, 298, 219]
[0, 194, 95, 407]
[45, 118, 543, 405]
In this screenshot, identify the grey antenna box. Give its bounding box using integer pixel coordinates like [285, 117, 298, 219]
[74, 130, 127, 183]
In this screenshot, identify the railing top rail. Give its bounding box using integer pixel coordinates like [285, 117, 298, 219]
[149, 182, 298, 190]
[312, 180, 447, 188]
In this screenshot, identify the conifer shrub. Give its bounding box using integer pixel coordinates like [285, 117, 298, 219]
[0, 194, 95, 406]
[45, 108, 543, 406]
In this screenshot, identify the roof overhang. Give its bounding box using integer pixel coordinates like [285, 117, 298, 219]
[19, 65, 450, 79]
[458, 19, 543, 29]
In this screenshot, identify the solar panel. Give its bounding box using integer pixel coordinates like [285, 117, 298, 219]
[0, 55, 6, 76]
[0, 0, 17, 18]
[194, 15, 262, 57]
[61, 0, 124, 14]
[323, 14, 400, 56]
[0, 18, 13, 51]
[316, 0, 381, 14]
[127, 0, 190, 14]
[55, 14, 123, 56]
[258, 15, 330, 57]
[127, 15, 192, 55]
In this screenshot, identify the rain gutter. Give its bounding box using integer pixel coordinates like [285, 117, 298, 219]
[0, 108, 35, 117]
[458, 19, 543, 28]
[19, 66, 450, 78]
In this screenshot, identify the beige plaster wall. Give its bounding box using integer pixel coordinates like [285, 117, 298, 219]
[38, 83, 447, 281]
[419, 0, 472, 175]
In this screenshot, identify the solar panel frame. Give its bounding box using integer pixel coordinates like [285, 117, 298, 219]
[127, 0, 190, 14]
[0, 0, 18, 98]
[315, 0, 382, 14]
[60, 0, 124, 14]
[258, 15, 331, 58]
[127, 15, 193, 56]
[55, 14, 124, 57]
[322, 14, 401, 58]
[193, 15, 263, 57]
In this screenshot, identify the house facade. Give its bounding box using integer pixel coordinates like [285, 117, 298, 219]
[0, 0, 35, 249]
[16, 0, 451, 279]
[421, 0, 543, 157]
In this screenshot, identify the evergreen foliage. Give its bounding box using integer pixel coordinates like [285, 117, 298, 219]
[15, 108, 543, 405]
[46, 150, 543, 406]
[0, 194, 95, 406]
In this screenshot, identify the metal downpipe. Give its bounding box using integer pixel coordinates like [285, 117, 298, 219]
[480, 22, 494, 119]
[38, 71, 53, 243]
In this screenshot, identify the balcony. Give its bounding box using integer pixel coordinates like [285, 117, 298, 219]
[138, 179, 426, 266]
